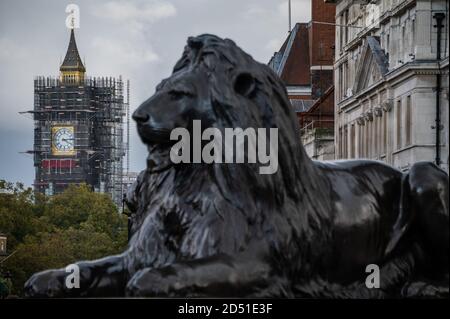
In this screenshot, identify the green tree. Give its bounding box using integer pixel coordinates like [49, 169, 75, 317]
[0, 275, 12, 298]
[0, 181, 128, 295]
[0, 181, 47, 250]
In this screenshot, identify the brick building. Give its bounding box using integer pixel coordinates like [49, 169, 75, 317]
[268, 0, 336, 160]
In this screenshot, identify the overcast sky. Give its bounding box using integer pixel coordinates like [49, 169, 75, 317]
[0, 0, 311, 187]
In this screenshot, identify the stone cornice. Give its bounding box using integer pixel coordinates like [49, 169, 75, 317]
[337, 60, 448, 111]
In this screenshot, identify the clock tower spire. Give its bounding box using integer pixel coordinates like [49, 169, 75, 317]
[60, 28, 85, 84]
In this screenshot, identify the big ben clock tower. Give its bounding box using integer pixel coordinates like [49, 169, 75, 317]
[28, 25, 130, 206]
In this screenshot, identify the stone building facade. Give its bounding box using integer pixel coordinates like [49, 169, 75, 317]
[329, 0, 449, 172]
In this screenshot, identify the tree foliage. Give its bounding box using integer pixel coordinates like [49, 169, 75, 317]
[0, 181, 128, 295]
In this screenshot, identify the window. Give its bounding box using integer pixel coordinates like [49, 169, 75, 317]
[344, 10, 349, 45]
[372, 116, 376, 157]
[339, 16, 344, 51]
[319, 42, 324, 60]
[372, 117, 376, 157]
[350, 124, 356, 158]
[359, 124, 364, 158]
[382, 112, 387, 154]
[378, 112, 383, 156]
[366, 120, 371, 158]
[340, 61, 349, 100]
[344, 125, 348, 158]
[379, 114, 383, 156]
[342, 62, 347, 98]
[401, 26, 405, 57]
[405, 96, 412, 146]
[344, 62, 348, 96]
[386, 34, 390, 54]
[396, 99, 402, 149]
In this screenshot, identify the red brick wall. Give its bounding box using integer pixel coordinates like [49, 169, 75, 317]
[309, 0, 336, 66]
[309, 0, 335, 99]
[281, 23, 311, 86]
[289, 94, 312, 100]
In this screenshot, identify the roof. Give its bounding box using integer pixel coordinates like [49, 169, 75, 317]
[60, 29, 85, 72]
[269, 23, 310, 86]
[367, 36, 389, 75]
[353, 36, 389, 93]
[305, 85, 334, 114]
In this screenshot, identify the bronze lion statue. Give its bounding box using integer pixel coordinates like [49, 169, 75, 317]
[24, 34, 448, 298]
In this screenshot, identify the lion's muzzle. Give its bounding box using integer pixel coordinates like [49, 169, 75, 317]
[133, 105, 173, 144]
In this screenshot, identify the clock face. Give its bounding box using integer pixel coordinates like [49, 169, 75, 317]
[52, 126, 75, 155]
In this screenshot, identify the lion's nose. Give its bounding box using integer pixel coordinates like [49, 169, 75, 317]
[132, 109, 149, 123]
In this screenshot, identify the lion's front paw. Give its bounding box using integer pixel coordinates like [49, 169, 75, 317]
[126, 269, 179, 297]
[24, 269, 67, 298]
[402, 281, 449, 298]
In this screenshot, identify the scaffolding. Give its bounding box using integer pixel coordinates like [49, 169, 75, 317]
[22, 76, 129, 206]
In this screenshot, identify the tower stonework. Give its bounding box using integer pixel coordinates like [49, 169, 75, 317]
[31, 29, 129, 205]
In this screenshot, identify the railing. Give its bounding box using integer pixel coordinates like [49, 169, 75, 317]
[300, 120, 334, 138]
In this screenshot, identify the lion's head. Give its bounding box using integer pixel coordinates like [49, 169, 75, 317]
[132, 34, 315, 205]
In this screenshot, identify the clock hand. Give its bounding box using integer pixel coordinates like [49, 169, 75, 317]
[62, 138, 74, 145]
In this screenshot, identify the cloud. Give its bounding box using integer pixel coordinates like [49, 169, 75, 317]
[92, 0, 176, 23]
[265, 38, 284, 53]
[241, 6, 266, 19]
[277, 0, 311, 24]
[0, 37, 27, 61]
[91, 36, 159, 68]
[87, 1, 176, 70]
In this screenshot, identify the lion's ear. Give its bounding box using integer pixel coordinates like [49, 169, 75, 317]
[233, 73, 256, 98]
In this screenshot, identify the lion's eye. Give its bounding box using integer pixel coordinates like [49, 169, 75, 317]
[168, 90, 193, 100]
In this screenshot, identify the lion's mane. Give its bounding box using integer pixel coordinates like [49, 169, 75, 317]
[125, 34, 333, 280]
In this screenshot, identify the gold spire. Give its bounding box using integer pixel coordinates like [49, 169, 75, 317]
[60, 29, 85, 84]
